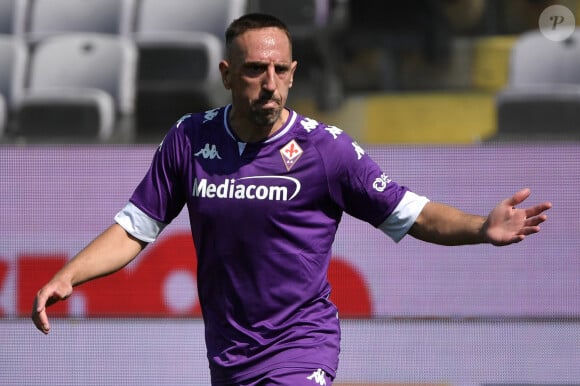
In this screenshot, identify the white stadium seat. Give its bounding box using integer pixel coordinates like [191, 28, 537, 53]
[0, 0, 27, 35]
[496, 30, 580, 139]
[15, 33, 138, 141]
[0, 35, 28, 138]
[25, 0, 137, 41]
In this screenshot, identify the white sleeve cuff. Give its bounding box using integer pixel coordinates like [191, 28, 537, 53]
[378, 191, 430, 243]
[114, 202, 167, 243]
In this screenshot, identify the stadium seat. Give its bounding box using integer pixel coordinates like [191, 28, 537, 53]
[0, 0, 27, 35]
[25, 0, 137, 42]
[495, 30, 580, 139]
[133, 0, 246, 132]
[0, 35, 28, 138]
[136, 0, 246, 41]
[15, 33, 138, 142]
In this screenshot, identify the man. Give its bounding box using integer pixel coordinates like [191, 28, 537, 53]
[32, 13, 552, 386]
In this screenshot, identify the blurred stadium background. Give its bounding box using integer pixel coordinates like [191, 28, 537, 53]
[1, 1, 579, 385]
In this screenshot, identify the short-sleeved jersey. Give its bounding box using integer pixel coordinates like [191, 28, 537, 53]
[115, 105, 429, 384]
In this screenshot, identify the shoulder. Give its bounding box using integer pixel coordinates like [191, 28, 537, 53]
[170, 106, 226, 135]
[292, 111, 367, 164]
[161, 107, 227, 144]
[155, 106, 228, 165]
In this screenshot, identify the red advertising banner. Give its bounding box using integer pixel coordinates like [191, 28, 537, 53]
[15, 233, 372, 317]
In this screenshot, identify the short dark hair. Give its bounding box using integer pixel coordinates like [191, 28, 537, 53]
[225, 13, 292, 52]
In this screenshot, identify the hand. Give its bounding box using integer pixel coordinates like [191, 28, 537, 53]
[31, 279, 73, 334]
[483, 188, 552, 246]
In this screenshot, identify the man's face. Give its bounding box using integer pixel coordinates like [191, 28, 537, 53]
[220, 27, 297, 128]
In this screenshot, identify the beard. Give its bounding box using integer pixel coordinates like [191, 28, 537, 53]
[249, 96, 283, 127]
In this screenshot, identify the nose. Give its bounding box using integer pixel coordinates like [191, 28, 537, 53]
[262, 63, 276, 92]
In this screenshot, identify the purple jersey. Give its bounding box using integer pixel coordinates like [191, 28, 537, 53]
[115, 105, 428, 383]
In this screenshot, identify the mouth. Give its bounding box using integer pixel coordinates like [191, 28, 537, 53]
[255, 92, 281, 106]
[255, 98, 280, 110]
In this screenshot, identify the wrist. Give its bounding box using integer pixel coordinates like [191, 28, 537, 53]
[479, 217, 492, 244]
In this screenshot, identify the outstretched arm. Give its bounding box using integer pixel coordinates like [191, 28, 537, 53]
[31, 223, 147, 334]
[408, 188, 552, 246]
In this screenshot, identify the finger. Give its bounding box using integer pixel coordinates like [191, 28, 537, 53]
[32, 308, 51, 334]
[506, 188, 532, 207]
[33, 288, 51, 314]
[525, 214, 548, 227]
[517, 225, 541, 236]
[31, 289, 52, 334]
[31, 297, 51, 334]
[525, 202, 553, 218]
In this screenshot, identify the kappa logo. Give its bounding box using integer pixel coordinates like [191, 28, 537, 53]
[195, 143, 222, 160]
[306, 369, 327, 385]
[280, 139, 303, 171]
[352, 141, 365, 160]
[203, 108, 219, 123]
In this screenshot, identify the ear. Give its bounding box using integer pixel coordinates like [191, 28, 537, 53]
[289, 60, 298, 88]
[219, 60, 231, 89]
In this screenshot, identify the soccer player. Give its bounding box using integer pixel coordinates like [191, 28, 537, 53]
[31, 13, 552, 386]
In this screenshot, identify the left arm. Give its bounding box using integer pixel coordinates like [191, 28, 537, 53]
[408, 188, 552, 246]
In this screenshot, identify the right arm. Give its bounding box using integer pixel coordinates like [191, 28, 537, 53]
[31, 223, 147, 334]
[33, 117, 190, 334]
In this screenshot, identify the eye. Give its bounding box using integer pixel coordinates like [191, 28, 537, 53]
[244, 63, 266, 76]
[275, 65, 290, 75]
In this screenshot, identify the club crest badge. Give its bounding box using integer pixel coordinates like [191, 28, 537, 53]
[280, 139, 303, 171]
